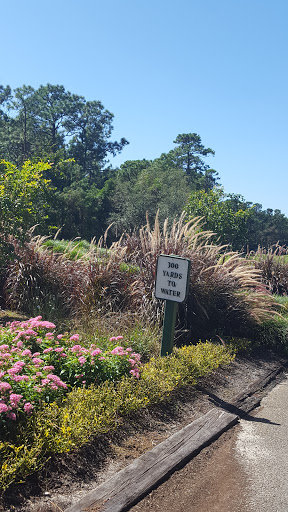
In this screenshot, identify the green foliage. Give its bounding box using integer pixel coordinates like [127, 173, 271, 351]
[0, 160, 51, 238]
[185, 188, 255, 250]
[273, 295, 288, 308]
[252, 315, 288, 351]
[0, 86, 11, 118]
[243, 294, 288, 352]
[67, 99, 128, 184]
[0, 85, 128, 241]
[224, 337, 253, 354]
[0, 160, 52, 275]
[53, 179, 112, 240]
[165, 133, 218, 189]
[109, 133, 218, 236]
[109, 158, 190, 234]
[0, 341, 234, 493]
[7, 86, 37, 162]
[244, 205, 288, 251]
[0, 83, 128, 174]
[186, 189, 288, 252]
[1, 83, 288, 249]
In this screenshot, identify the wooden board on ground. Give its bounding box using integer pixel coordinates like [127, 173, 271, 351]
[65, 408, 238, 512]
[197, 364, 286, 416]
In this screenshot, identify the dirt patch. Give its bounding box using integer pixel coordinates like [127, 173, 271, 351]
[130, 425, 248, 512]
[1, 348, 286, 512]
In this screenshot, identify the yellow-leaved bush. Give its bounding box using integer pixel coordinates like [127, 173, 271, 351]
[0, 342, 235, 494]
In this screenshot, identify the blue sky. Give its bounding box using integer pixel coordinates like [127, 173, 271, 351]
[1, 0, 288, 214]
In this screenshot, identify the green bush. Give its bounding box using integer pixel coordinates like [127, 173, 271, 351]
[0, 341, 234, 494]
[252, 316, 288, 351]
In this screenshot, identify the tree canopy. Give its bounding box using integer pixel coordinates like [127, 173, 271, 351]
[109, 158, 190, 234]
[1, 82, 288, 249]
[162, 133, 219, 190]
[185, 188, 288, 251]
[0, 83, 129, 179]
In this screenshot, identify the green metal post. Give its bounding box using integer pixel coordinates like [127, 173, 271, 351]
[160, 300, 178, 356]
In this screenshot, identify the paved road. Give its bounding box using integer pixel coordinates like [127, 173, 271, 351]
[131, 374, 288, 512]
[236, 373, 288, 511]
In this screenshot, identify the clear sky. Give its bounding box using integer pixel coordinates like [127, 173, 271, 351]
[1, 0, 288, 214]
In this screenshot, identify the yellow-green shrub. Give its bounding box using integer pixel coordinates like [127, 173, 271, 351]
[0, 342, 234, 494]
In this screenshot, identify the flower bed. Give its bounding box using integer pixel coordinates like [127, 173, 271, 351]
[0, 316, 141, 425]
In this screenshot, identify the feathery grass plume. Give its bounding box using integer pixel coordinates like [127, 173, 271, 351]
[118, 211, 278, 343]
[4, 235, 88, 321]
[4, 213, 279, 344]
[250, 244, 288, 295]
[4, 229, 135, 323]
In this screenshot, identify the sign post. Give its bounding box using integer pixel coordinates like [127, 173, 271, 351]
[155, 254, 190, 356]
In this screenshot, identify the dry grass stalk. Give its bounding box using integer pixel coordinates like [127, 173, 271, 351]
[117, 211, 278, 339]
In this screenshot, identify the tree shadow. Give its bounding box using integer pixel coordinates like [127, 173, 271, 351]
[199, 387, 281, 426]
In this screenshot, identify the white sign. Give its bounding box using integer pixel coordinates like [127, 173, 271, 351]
[155, 254, 190, 303]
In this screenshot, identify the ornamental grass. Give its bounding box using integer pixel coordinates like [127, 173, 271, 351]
[3, 212, 278, 343]
[119, 211, 277, 342]
[251, 245, 288, 295]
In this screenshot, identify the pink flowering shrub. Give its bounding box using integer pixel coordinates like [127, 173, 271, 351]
[0, 317, 142, 424]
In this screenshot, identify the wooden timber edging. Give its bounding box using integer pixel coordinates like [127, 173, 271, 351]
[196, 363, 286, 416]
[65, 363, 287, 512]
[64, 408, 238, 512]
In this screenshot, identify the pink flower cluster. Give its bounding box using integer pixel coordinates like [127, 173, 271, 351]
[0, 316, 142, 423]
[0, 316, 69, 421]
[65, 342, 141, 377]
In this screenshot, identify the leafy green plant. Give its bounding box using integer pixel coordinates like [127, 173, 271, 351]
[251, 315, 288, 351]
[0, 160, 51, 243]
[0, 340, 234, 494]
[185, 188, 254, 251]
[0, 317, 142, 429]
[0, 160, 52, 299]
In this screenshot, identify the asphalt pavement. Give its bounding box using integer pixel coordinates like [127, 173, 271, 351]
[235, 373, 288, 511]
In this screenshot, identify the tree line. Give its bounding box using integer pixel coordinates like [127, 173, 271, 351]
[1, 83, 288, 251]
